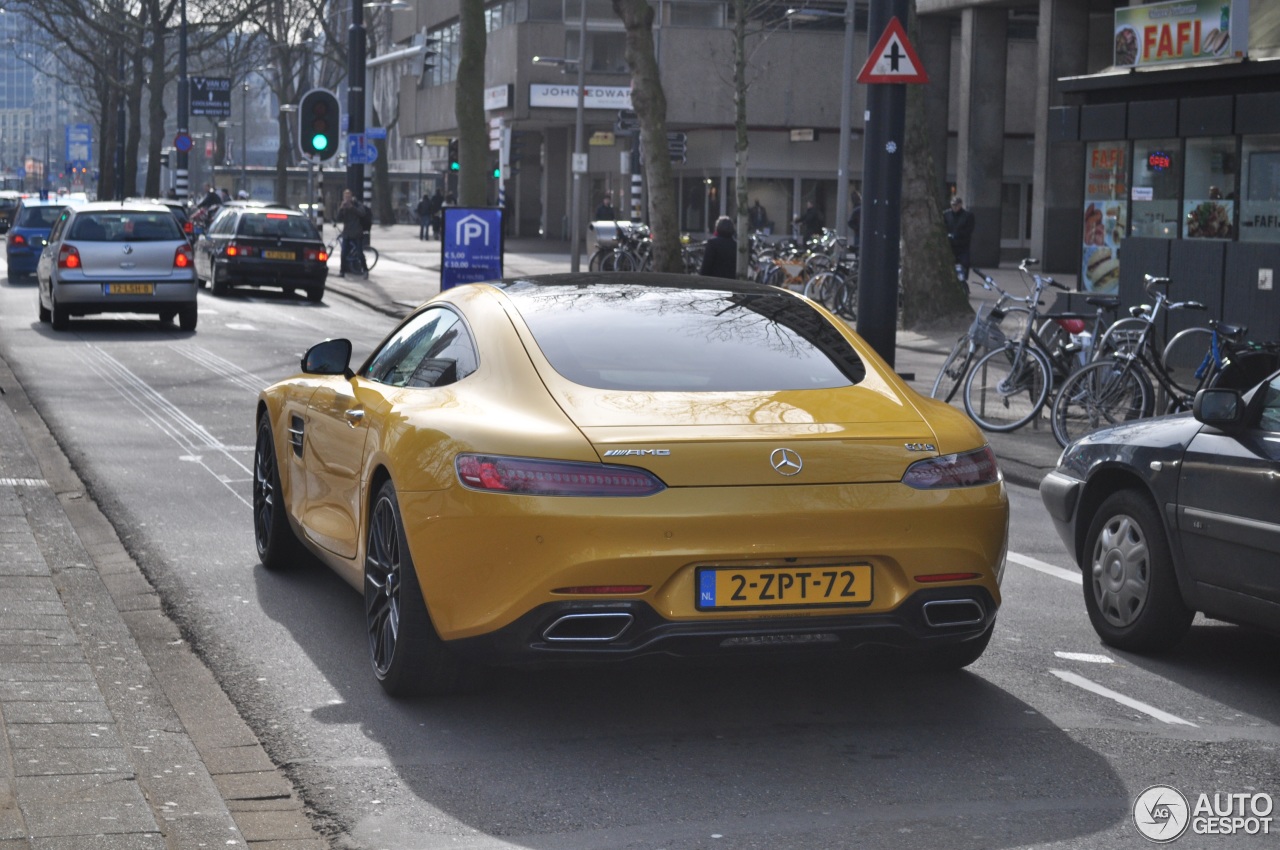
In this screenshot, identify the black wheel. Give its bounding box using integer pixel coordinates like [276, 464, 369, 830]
[963, 344, 1052, 432]
[930, 337, 974, 403]
[211, 266, 230, 296]
[51, 294, 69, 331]
[306, 286, 324, 303]
[38, 296, 50, 323]
[1082, 490, 1192, 652]
[365, 480, 466, 696]
[588, 248, 610, 272]
[363, 246, 379, 271]
[1050, 359, 1153, 448]
[916, 621, 994, 671]
[253, 415, 304, 570]
[178, 305, 198, 332]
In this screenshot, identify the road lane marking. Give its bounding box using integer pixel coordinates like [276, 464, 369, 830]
[1050, 669, 1197, 727]
[1054, 651, 1113, 663]
[1007, 551, 1082, 585]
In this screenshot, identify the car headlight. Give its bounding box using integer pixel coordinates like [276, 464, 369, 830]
[901, 446, 1001, 489]
[456, 454, 667, 497]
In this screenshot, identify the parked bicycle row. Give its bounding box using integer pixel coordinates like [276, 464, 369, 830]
[931, 261, 1280, 447]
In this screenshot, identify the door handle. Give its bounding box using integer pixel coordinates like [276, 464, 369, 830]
[344, 409, 364, 427]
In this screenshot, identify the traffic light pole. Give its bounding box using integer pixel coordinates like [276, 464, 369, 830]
[347, 0, 366, 201]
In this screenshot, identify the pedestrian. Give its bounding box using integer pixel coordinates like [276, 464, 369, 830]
[847, 191, 861, 253]
[699, 216, 738, 280]
[415, 193, 432, 240]
[198, 184, 221, 210]
[748, 199, 768, 233]
[594, 194, 616, 222]
[429, 187, 445, 240]
[336, 189, 372, 277]
[220, 187, 231, 203]
[943, 195, 975, 285]
[794, 200, 825, 244]
[237, 189, 250, 200]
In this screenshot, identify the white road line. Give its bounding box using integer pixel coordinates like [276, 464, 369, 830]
[1050, 669, 1198, 727]
[1007, 551, 1082, 585]
[1053, 651, 1113, 664]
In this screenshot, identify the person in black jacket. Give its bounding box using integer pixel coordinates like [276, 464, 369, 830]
[943, 196, 976, 284]
[699, 216, 737, 279]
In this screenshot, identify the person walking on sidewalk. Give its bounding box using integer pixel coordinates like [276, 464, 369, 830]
[943, 196, 976, 286]
[430, 187, 446, 240]
[336, 189, 372, 277]
[415, 193, 432, 240]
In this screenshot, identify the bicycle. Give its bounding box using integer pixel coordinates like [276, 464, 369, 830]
[961, 259, 1073, 432]
[930, 268, 1034, 403]
[327, 233, 379, 274]
[808, 253, 859, 321]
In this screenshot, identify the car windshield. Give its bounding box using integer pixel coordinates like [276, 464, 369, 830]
[70, 212, 182, 242]
[237, 213, 318, 240]
[16, 206, 65, 228]
[505, 282, 867, 392]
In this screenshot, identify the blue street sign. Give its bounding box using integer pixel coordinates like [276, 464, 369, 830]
[346, 134, 378, 165]
[441, 207, 505, 291]
[66, 123, 92, 170]
[366, 126, 387, 140]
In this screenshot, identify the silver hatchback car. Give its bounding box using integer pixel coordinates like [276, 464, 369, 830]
[37, 201, 199, 331]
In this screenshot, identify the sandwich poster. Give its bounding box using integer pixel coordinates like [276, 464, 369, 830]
[1083, 142, 1127, 293]
[1114, 0, 1248, 69]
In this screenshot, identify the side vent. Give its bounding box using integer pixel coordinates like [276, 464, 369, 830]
[288, 415, 304, 458]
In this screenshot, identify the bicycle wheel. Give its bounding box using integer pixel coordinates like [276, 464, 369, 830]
[1051, 359, 1154, 448]
[363, 245, 379, 271]
[1095, 317, 1148, 360]
[588, 248, 610, 272]
[963, 343, 1053, 432]
[930, 337, 975, 403]
[1160, 326, 1213, 397]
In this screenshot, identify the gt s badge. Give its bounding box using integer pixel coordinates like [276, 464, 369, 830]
[604, 449, 671, 456]
[904, 443, 936, 452]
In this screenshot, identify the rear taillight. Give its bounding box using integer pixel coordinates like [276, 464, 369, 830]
[902, 446, 1001, 489]
[304, 248, 328, 262]
[10, 233, 26, 246]
[455, 454, 666, 497]
[225, 241, 256, 258]
[58, 244, 82, 269]
[174, 243, 193, 269]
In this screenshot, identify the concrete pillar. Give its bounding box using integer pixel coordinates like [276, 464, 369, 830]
[918, 15, 952, 209]
[1031, 0, 1090, 275]
[956, 6, 1007, 269]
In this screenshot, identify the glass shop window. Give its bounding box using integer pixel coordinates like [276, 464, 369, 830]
[1182, 137, 1236, 240]
[1239, 135, 1280, 244]
[1130, 139, 1181, 239]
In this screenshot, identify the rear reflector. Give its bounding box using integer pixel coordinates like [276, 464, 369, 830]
[913, 572, 982, 583]
[455, 454, 666, 497]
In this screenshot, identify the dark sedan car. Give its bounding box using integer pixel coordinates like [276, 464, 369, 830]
[1040, 372, 1280, 652]
[194, 204, 328, 301]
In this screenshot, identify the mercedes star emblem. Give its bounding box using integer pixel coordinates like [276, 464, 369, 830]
[770, 447, 803, 476]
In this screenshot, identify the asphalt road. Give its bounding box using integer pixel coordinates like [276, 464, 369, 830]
[1, 259, 1277, 850]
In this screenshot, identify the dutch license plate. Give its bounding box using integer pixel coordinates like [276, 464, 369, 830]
[696, 565, 872, 610]
[264, 250, 296, 260]
[104, 283, 154, 295]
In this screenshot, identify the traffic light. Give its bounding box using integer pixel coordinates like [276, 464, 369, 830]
[419, 37, 439, 87]
[298, 88, 341, 161]
[448, 138, 459, 172]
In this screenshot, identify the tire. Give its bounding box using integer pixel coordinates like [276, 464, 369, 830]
[365, 480, 466, 697]
[1095, 316, 1148, 360]
[253, 414, 304, 570]
[178, 305, 197, 332]
[211, 266, 230, 297]
[963, 344, 1052, 432]
[38, 297, 50, 324]
[306, 286, 324, 303]
[1082, 490, 1192, 652]
[51, 294, 69, 331]
[159, 310, 176, 325]
[1161, 326, 1213, 397]
[363, 246, 379, 271]
[1050, 359, 1153, 448]
[930, 337, 974, 403]
[917, 621, 994, 671]
[588, 248, 610, 272]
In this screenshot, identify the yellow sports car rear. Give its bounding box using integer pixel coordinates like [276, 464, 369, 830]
[254, 274, 1009, 696]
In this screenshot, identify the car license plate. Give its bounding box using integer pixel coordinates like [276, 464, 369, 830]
[263, 250, 295, 260]
[696, 565, 872, 610]
[104, 283, 154, 295]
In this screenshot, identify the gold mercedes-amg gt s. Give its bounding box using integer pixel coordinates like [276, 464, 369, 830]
[254, 274, 1009, 695]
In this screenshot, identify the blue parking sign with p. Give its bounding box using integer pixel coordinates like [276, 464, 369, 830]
[441, 207, 504, 291]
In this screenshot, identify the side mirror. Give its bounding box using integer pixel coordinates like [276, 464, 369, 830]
[1193, 388, 1245, 430]
[301, 338, 353, 377]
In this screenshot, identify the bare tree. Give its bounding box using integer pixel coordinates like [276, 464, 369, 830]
[456, 0, 487, 207]
[612, 0, 680, 274]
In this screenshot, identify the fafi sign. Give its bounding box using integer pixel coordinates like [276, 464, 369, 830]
[1114, 0, 1248, 68]
[441, 207, 504, 291]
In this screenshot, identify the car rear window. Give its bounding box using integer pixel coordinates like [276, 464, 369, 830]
[70, 212, 182, 242]
[506, 282, 867, 391]
[237, 213, 319, 240]
[16, 206, 65, 228]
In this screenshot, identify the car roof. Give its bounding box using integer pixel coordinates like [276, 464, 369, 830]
[71, 201, 181, 213]
[15, 198, 67, 207]
[219, 200, 291, 210]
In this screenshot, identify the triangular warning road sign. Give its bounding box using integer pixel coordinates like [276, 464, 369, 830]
[857, 16, 929, 84]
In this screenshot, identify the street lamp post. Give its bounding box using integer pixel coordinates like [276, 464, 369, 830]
[241, 80, 249, 195]
[416, 138, 425, 198]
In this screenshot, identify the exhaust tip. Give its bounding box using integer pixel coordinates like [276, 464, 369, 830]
[542, 612, 634, 643]
[922, 599, 985, 628]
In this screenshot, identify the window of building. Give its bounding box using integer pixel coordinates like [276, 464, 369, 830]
[1238, 135, 1280, 243]
[567, 30, 629, 73]
[668, 1, 726, 28]
[1182, 136, 1236, 240]
[424, 22, 460, 87]
[1081, 141, 1126, 292]
[1130, 139, 1181, 239]
[565, 0, 623, 26]
[527, 0, 561, 21]
[486, 0, 516, 31]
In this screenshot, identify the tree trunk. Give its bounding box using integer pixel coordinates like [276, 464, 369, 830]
[732, 0, 748, 278]
[144, 15, 168, 198]
[899, 3, 969, 328]
[456, 0, 487, 207]
[612, 0, 681, 273]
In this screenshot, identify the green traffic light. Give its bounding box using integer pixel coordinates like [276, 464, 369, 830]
[312, 134, 328, 151]
[450, 162, 460, 171]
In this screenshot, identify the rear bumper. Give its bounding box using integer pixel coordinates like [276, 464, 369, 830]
[447, 586, 998, 664]
[52, 280, 198, 312]
[5, 249, 39, 274]
[1038, 469, 1083, 560]
[216, 258, 328, 289]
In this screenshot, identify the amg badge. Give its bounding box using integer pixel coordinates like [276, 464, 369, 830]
[604, 449, 671, 457]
